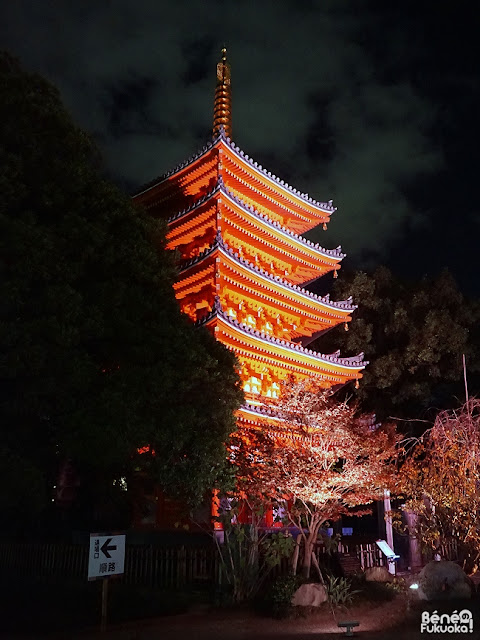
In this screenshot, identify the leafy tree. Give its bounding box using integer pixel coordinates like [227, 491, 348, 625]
[0, 52, 243, 529]
[396, 399, 480, 573]
[229, 378, 400, 578]
[316, 266, 478, 427]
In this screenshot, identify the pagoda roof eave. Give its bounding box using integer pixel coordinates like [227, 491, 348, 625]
[167, 180, 345, 261]
[132, 130, 336, 218]
[201, 300, 367, 372]
[235, 407, 324, 442]
[178, 235, 357, 314]
[219, 182, 344, 259]
[220, 134, 335, 216]
[132, 134, 221, 198]
[236, 404, 283, 424]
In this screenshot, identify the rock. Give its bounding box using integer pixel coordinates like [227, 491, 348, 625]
[365, 566, 392, 583]
[292, 583, 328, 607]
[417, 560, 473, 601]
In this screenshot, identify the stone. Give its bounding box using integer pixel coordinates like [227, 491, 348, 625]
[365, 566, 392, 583]
[292, 582, 328, 607]
[417, 560, 473, 601]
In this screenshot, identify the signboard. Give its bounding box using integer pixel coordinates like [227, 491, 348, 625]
[375, 539, 400, 561]
[88, 533, 126, 580]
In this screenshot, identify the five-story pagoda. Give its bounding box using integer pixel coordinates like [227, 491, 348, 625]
[133, 49, 366, 426]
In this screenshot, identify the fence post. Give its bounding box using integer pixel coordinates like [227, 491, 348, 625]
[177, 546, 186, 588]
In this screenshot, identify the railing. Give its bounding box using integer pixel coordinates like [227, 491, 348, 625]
[439, 539, 459, 561]
[422, 539, 460, 564]
[0, 539, 396, 587]
[338, 541, 387, 569]
[0, 542, 217, 588]
[0, 542, 88, 580]
[122, 545, 218, 588]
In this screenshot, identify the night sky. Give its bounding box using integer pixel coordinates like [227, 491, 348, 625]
[1, 1, 479, 295]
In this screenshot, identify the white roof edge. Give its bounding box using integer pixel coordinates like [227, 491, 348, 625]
[204, 308, 367, 371]
[221, 135, 336, 214]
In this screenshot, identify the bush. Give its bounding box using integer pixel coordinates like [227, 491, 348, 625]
[264, 574, 303, 618]
[357, 580, 398, 602]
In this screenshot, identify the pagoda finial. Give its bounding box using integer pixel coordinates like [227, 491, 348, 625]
[213, 47, 232, 139]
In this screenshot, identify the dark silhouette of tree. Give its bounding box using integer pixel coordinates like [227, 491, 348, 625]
[0, 52, 243, 531]
[315, 266, 479, 429]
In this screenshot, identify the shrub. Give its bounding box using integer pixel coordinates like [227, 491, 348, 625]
[359, 581, 398, 602]
[266, 574, 303, 618]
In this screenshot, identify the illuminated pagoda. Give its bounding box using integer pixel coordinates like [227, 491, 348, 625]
[133, 49, 366, 431]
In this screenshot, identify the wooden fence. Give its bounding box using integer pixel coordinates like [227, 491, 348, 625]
[337, 541, 387, 569]
[0, 542, 218, 589]
[423, 539, 459, 563]
[0, 539, 399, 588]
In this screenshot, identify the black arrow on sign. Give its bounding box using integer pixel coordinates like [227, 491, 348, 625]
[100, 538, 117, 559]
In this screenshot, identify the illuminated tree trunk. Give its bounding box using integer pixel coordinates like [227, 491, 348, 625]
[404, 510, 423, 571]
[292, 534, 301, 575]
[301, 514, 324, 579]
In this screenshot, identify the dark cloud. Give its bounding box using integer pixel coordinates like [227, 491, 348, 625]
[105, 75, 160, 139]
[0, 1, 470, 278]
[181, 36, 216, 86]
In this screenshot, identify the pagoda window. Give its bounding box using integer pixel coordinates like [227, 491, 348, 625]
[264, 321, 273, 334]
[227, 307, 237, 320]
[249, 376, 261, 394]
[245, 314, 256, 329]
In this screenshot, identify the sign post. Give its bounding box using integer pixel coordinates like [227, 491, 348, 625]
[375, 539, 400, 575]
[88, 533, 126, 632]
[101, 577, 108, 633]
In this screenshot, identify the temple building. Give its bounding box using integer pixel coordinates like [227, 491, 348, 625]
[133, 50, 367, 436]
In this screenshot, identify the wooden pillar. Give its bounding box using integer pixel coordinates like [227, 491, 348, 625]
[212, 489, 223, 530]
[264, 504, 274, 528]
[384, 489, 396, 575]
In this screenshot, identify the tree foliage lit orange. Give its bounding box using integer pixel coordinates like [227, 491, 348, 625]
[397, 399, 480, 572]
[229, 377, 400, 578]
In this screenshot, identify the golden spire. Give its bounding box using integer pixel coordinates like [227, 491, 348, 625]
[213, 47, 232, 139]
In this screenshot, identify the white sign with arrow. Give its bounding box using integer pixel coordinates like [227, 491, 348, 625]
[88, 533, 126, 580]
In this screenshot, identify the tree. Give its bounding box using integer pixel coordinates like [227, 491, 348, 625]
[315, 266, 479, 427]
[0, 52, 243, 530]
[229, 378, 400, 578]
[396, 399, 480, 573]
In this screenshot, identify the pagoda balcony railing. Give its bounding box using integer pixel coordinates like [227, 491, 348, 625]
[242, 392, 279, 407]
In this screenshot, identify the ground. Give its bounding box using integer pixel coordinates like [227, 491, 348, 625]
[8, 594, 479, 640]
